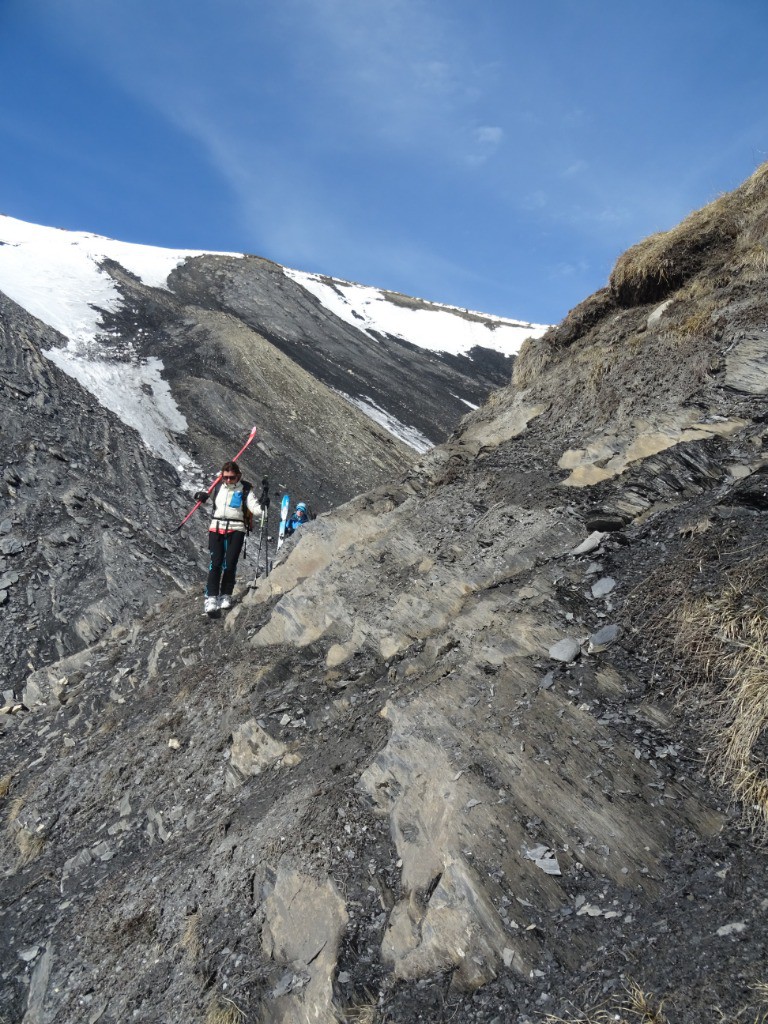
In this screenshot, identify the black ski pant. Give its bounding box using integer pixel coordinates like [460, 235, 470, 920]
[206, 531, 245, 598]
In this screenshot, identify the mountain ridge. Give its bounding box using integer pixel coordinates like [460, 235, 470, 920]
[0, 212, 547, 463]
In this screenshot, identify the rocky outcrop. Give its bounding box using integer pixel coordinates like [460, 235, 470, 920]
[0, 265, 420, 698]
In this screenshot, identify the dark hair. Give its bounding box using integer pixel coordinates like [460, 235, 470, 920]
[221, 460, 240, 475]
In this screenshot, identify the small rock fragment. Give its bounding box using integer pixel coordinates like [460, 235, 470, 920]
[549, 638, 581, 663]
[716, 921, 747, 937]
[588, 624, 620, 653]
[570, 531, 606, 556]
[590, 577, 616, 599]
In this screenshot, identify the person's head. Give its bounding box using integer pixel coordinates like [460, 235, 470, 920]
[295, 501, 308, 521]
[221, 460, 241, 484]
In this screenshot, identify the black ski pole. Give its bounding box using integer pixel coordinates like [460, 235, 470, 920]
[255, 477, 270, 577]
[262, 511, 270, 578]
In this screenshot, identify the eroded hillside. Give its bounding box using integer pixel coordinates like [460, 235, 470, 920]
[3, 167, 768, 1024]
[0, 285, 413, 700]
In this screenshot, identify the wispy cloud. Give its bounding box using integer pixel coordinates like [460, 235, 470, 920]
[25, 0, 513, 264]
[549, 259, 591, 280]
[561, 159, 588, 178]
[276, 0, 500, 157]
[467, 125, 504, 165]
[522, 190, 549, 211]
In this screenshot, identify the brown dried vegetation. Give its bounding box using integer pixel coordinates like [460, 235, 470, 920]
[204, 997, 246, 1024]
[515, 161, 768, 390]
[542, 980, 670, 1024]
[629, 538, 768, 836]
[541, 977, 768, 1024]
[14, 827, 45, 866]
[610, 163, 768, 307]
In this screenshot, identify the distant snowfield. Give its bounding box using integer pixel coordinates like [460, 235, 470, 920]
[0, 214, 232, 473]
[284, 268, 549, 357]
[337, 391, 433, 454]
[0, 214, 549, 463]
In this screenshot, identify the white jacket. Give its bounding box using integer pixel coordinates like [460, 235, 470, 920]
[208, 482, 263, 534]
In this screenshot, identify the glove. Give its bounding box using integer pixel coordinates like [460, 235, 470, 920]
[194, 490, 209, 503]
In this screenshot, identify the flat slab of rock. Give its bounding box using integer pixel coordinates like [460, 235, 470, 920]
[0, 536, 23, 555]
[549, 638, 581, 662]
[588, 624, 620, 652]
[591, 576, 616, 598]
[227, 719, 288, 787]
[725, 333, 768, 394]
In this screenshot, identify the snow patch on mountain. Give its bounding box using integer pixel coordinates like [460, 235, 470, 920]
[0, 214, 237, 471]
[337, 392, 433, 453]
[284, 268, 549, 358]
[45, 348, 194, 471]
[454, 394, 480, 410]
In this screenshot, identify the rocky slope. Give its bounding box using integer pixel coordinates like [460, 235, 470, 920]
[0, 216, 545, 699]
[0, 284, 411, 701]
[3, 168, 768, 1024]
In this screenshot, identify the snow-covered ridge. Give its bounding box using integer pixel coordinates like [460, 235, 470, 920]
[0, 214, 239, 472]
[284, 268, 549, 358]
[0, 214, 549, 463]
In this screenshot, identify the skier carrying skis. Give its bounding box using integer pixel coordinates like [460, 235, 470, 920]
[194, 460, 266, 614]
[284, 501, 312, 538]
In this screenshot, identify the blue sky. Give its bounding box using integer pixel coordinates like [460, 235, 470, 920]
[1, 0, 767, 324]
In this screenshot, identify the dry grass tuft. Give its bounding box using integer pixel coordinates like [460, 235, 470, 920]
[730, 243, 768, 284]
[543, 980, 669, 1023]
[0, 774, 12, 799]
[513, 335, 555, 390]
[204, 996, 246, 1024]
[180, 911, 202, 960]
[610, 161, 768, 307]
[610, 195, 740, 307]
[15, 827, 45, 865]
[714, 980, 768, 1023]
[675, 306, 716, 340]
[342, 1004, 379, 1023]
[629, 541, 768, 835]
[6, 797, 25, 822]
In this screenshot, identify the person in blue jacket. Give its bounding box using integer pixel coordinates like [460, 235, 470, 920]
[284, 501, 312, 538]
